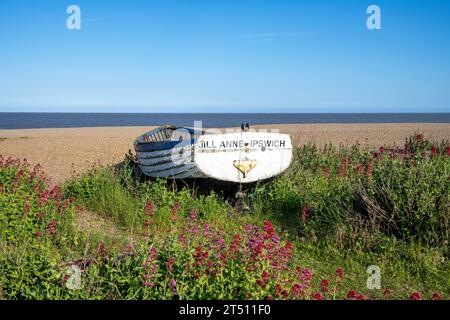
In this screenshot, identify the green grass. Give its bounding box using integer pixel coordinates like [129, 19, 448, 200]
[1, 135, 449, 300]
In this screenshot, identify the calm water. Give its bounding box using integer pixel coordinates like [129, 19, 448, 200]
[0, 113, 449, 129]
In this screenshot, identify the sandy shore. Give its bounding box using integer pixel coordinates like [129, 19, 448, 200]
[1, 123, 449, 184]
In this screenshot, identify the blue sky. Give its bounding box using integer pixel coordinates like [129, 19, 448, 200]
[0, 0, 449, 113]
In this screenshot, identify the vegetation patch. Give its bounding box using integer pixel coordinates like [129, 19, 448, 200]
[0, 135, 449, 300]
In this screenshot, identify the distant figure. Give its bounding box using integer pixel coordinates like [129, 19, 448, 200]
[241, 123, 250, 132]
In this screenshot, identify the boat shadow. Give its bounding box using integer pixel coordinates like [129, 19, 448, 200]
[114, 152, 262, 201]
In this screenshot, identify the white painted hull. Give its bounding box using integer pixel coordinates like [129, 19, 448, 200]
[135, 148, 202, 178]
[134, 126, 292, 183]
[195, 131, 292, 183]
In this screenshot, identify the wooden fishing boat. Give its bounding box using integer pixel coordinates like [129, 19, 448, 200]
[134, 124, 292, 183]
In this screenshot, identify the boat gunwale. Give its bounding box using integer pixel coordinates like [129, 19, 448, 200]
[134, 139, 196, 152]
[134, 126, 204, 145]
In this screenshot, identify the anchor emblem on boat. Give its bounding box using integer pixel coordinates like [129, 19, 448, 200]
[233, 158, 256, 178]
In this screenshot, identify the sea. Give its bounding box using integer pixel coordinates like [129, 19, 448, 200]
[0, 113, 449, 130]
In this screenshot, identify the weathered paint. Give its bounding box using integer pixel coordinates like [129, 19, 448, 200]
[140, 163, 198, 178]
[194, 132, 292, 183]
[134, 139, 194, 152]
[136, 146, 194, 159]
[134, 126, 292, 183]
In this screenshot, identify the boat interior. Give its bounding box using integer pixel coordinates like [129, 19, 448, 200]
[137, 125, 204, 144]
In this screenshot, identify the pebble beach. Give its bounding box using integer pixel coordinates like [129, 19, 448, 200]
[1, 123, 449, 184]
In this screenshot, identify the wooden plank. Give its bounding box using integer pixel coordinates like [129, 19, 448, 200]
[138, 160, 190, 173]
[134, 139, 194, 152]
[140, 163, 198, 178]
[136, 146, 193, 159]
[137, 152, 191, 166]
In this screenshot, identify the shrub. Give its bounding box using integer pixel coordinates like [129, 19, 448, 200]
[0, 156, 76, 299]
[0, 156, 75, 246]
[248, 135, 450, 248]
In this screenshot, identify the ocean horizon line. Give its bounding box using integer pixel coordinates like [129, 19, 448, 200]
[1, 112, 449, 114]
[1, 113, 450, 130]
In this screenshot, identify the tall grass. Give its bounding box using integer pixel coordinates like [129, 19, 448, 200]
[247, 135, 450, 250]
[63, 159, 232, 231]
[1, 134, 449, 299]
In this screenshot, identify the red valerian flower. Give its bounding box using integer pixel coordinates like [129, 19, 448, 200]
[365, 162, 374, 177]
[202, 223, 212, 238]
[290, 283, 304, 297]
[275, 283, 288, 298]
[170, 202, 180, 223]
[24, 199, 31, 213]
[410, 291, 422, 300]
[144, 201, 154, 216]
[143, 281, 155, 288]
[229, 234, 241, 255]
[335, 268, 344, 279]
[432, 292, 441, 300]
[189, 208, 197, 220]
[35, 230, 43, 238]
[143, 220, 153, 227]
[446, 147, 450, 156]
[347, 290, 365, 300]
[379, 146, 385, 153]
[263, 220, 275, 239]
[142, 246, 158, 288]
[354, 163, 364, 175]
[300, 268, 313, 282]
[256, 279, 267, 288]
[430, 146, 437, 156]
[165, 258, 175, 271]
[312, 292, 324, 300]
[171, 202, 181, 214]
[45, 220, 57, 235]
[320, 279, 329, 292]
[383, 288, 391, 298]
[416, 134, 423, 142]
[192, 246, 209, 266]
[168, 278, 177, 295]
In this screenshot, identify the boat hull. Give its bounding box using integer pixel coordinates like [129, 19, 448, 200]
[194, 132, 292, 183]
[134, 127, 292, 183]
